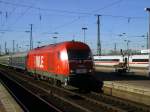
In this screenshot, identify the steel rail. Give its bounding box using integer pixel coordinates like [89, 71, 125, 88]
[0, 66, 150, 112]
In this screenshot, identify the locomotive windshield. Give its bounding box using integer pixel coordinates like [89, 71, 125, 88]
[67, 50, 92, 60]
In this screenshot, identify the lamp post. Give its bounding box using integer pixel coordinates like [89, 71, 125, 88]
[25, 24, 33, 50]
[82, 27, 88, 43]
[145, 8, 150, 77]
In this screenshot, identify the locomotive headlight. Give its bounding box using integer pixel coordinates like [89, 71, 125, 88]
[70, 70, 74, 73]
[60, 51, 68, 61]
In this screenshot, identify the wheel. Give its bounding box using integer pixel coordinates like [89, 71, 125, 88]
[56, 80, 62, 87]
[64, 80, 68, 86]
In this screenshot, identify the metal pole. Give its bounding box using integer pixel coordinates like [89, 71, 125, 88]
[96, 15, 101, 55]
[83, 29, 85, 43]
[5, 42, 7, 54]
[114, 43, 117, 53]
[13, 40, 15, 54]
[16, 43, 18, 52]
[127, 40, 130, 70]
[147, 32, 149, 49]
[82, 27, 87, 43]
[145, 8, 150, 77]
[0, 44, 1, 55]
[30, 24, 33, 50]
[148, 10, 150, 76]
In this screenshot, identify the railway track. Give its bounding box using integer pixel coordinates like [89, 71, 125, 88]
[0, 79, 28, 112]
[0, 70, 63, 112]
[0, 67, 112, 112]
[0, 66, 150, 112]
[83, 92, 150, 112]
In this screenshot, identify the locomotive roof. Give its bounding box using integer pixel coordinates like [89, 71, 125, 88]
[32, 41, 89, 51]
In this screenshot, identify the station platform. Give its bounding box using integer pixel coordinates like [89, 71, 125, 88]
[0, 81, 23, 112]
[103, 80, 150, 106]
[95, 66, 148, 77]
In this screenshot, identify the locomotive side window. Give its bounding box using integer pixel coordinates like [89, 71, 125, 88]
[67, 50, 91, 60]
[132, 59, 148, 62]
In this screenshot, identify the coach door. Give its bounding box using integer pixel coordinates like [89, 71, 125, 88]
[48, 51, 54, 72]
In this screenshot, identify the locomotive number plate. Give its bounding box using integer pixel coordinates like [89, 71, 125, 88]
[76, 69, 87, 73]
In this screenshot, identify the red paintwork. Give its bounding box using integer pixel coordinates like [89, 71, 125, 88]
[26, 41, 93, 77]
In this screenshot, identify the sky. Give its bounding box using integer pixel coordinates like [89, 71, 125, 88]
[0, 0, 150, 54]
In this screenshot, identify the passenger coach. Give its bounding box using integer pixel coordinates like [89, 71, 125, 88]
[94, 55, 149, 68]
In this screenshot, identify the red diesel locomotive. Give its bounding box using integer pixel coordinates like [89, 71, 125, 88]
[27, 41, 94, 86]
[0, 41, 104, 90]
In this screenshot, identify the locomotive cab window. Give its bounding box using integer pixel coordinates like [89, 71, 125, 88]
[67, 49, 91, 60]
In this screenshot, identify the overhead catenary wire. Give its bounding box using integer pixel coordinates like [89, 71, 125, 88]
[0, 0, 146, 19]
[0, 0, 147, 53]
[0, 0, 146, 39]
[0, 0, 146, 35]
[0, 0, 38, 36]
[1, 7, 17, 27]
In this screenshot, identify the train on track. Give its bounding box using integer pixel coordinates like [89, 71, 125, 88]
[94, 54, 148, 69]
[0, 41, 98, 88]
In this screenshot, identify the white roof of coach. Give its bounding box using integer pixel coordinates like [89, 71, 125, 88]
[94, 55, 122, 59]
[130, 55, 148, 59]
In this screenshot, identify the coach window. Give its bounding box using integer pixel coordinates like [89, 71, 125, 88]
[94, 59, 119, 61]
[132, 59, 148, 62]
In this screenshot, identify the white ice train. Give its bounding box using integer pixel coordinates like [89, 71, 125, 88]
[94, 54, 148, 68]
